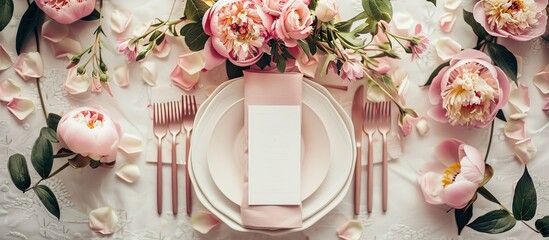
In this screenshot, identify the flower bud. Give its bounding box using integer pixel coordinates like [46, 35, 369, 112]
[77, 66, 86, 75]
[136, 51, 147, 62]
[66, 55, 81, 69]
[315, 0, 338, 22]
[99, 72, 109, 83]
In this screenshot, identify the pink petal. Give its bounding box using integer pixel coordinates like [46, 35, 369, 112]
[14, 52, 43, 81]
[36, 0, 96, 25]
[102, 82, 114, 97]
[115, 164, 140, 183]
[440, 12, 457, 33]
[508, 83, 530, 119]
[543, 98, 549, 115]
[0, 79, 21, 102]
[171, 52, 205, 91]
[295, 52, 319, 78]
[118, 134, 142, 154]
[427, 105, 448, 123]
[113, 65, 129, 87]
[7, 97, 35, 120]
[336, 220, 363, 240]
[459, 145, 485, 184]
[89, 207, 118, 235]
[140, 61, 157, 86]
[435, 37, 461, 61]
[152, 38, 171, 58]
[50, 37, 82, 58]
[514, 138, 536, 164]
[41, 19, 69, 43]
[64, 68, 91, 95]
[428, 66, 450, 104]
[417, 172, 444, 205]
[203, 38, 225, 70]
[0, 44, 13, 71]
[504, 119, 526, 141]
[533, 65, 549, 94]
[440, 180, 478, 209]
[434, 138, 463, 166]
[110, 9, 133, 34]
[190, 211, 220, 234]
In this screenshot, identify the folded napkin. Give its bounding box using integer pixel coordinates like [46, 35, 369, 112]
[241, 70, 303, 229]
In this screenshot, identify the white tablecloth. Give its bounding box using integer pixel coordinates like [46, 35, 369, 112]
[1, 0, 548, 239]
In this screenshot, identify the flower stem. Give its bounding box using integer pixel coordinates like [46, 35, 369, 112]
[24, 162, 71, 193]
[25, 0, 48, 120]
[484, 120, 495, 162]
[523, 221, 540, 233]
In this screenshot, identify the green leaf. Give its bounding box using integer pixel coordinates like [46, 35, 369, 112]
[31, 136, 54, 179]
[362, 0, 393, 23]
[513, 166, 537, 221]
[455, 204, 473, 235]
[89, 159, 101, 169]
[320, 54, 337, 76]
[53, 148, 74, 159]
[357, 18, 379, 35]
[486, 42, 518, 83]
[226, 60, 248, 79]
[424, 61, 450, 86]
[33, 185, 60, 220]
[255, 54, 271, 70]
[477, 186, 501, 205]
[179, 23, 194, 36]
[306, 35, 317, 55]
[8, 154, 31, 192]
[149, 30, 163, 43]
[334, 11, 369, 33]
[155, 33, 165, 46]
[297, 40, 312, 60]
[80, 9, 100, 21]
[184, 0, 210, 22]
[40, 127, 58, 143]
[16, 2, 44, 54]
[496, 109, 507, 122]
[68, 154, 92, 169]
[46, 113, 61, 132]
[467, 209, 516, 234]
[277, 56, 287, 73]
[337, 32, 366, 49]
[463, 10, 488, 40]
[308, 0, 318, 10]
[480, 164, 494, 186]
[536, 216, 549, 237]
[184, 23, 209, 51]
[426, 0, 436, 6]
[0, 0, 14, 32]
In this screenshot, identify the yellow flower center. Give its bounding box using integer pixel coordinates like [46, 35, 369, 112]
[442, 162, 462, 188]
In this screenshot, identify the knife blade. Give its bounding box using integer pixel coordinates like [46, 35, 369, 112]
[351, 85, 364, 215]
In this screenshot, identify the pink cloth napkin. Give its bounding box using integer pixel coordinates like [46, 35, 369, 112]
[241, 70, 303, 229]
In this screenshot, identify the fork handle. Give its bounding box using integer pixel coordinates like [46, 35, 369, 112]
[367, 134, 373, 214]
[185, 131, 192, 216]
[157, 137, 163, 215]
[354, 142, 361, 215]
[382, 133, 388, 212]
[172, 135, 178, 215]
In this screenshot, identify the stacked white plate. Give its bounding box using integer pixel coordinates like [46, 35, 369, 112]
[189, 77, 355, 235]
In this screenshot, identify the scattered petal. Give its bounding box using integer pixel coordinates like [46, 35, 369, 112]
[508, 83, 530, 119]
[366, 86, 387, 102]
[0, 44, 13, 71]
[118, 134, 143, 154]
[0, 79, 21, 102]
[416, 117, 430, 136]
[190, 211, 220, 234]
[89, 207, 118, 235]
[41, 19, 70, 43]
[504, 119, 525, 141]
[14, 52, 43, 81]
[113, 65, 130, 87]
[439, 12, 457, 33]
[514, 138, 536, 164]
[152, 38, 171, 58]
[110, 9, 133, 34]
[50, 37, 82, 58]
[533, 65, 549, 94]
[64, 68, 91, 95]
[435, 37, 461, 61]
[115, 164, 141, 183]
[543, 98, 549, 115]
[141, 61, 157, 86]
[387, 132, 402, 160]
[392, 68, 409, 96]
[444, 0, 462, 11]
[336, 219, 363, 240]
[7, 97, 35, 120]
[171, 52, 205, 91]
[102, 82, 114, 97]
[295, 53, 319, 78]
[392, 13, 414, 32]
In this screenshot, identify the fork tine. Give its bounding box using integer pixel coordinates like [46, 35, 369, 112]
[192, 96, 197, 115]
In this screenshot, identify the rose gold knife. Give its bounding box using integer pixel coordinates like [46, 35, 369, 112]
[351, 85, 364, 215]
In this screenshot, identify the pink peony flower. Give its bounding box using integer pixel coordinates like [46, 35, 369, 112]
[274, 0, 313, 47]
[202, 0, 272, 69]
[315, 0, 338, 22]
[57, 107, 121, 163]
[116, 38, 138, 62]
[428, 49, 510, 128]
[399, 111, 420, 137]
[418, 139, 485, 209]
[35, 0, 97, 25]
[473, 0, 548, 41]
[406, 24, 429, 61]
[340, 49, 363, 81]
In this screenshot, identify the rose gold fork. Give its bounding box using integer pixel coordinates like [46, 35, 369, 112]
[182, 95, 197, 216]
[377, 101, 392, 212]
[167, 101, 182, 215]
[153, 103, 167, 215]
[362, 102, 377, 214]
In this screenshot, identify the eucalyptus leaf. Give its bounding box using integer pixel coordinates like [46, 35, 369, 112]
[184, 23, 209, 51]
[184, 0, 210, 22]
[362, 0, 392, 23]
[455, 204, 473, 235]
[8, 154, 31, 192]
[486, 42, 518, 82]
[68, 154, 92, 169]
[81, 9, 100, 21]
[513, 166, 537, 221]
[34, 185, 60, 220]
[0, 0, 14, 32]
[31, 136, 54, 179]
[463, 10, 488, 40]
[16, 1, 44, 54]
[40, 127, 58, 143]
[467, 209, 516, 234]
[536, 216, 549, 237]
[424, 61, 449, 86]
[46, 113, 61, 131]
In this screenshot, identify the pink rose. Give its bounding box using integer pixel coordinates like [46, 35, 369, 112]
[254, 0, 290, 16]
[35, 0, 97, 25]
[473, 0, 548, 41]
[418, 139, 485, 209]
[274, 0, 313, 47]
[398, 111, 419, 137]
[315, 0, 338, 22]
[202, 0, 272, 69]
[428, 49, 510, 128]
[57, 107, 121, 163]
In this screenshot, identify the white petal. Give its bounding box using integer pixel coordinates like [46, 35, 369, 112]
[336, 220, 363, 240]
[89, 207, 118, 235]
[533, 65, 549, 94]
[41, 19, 70, 43]
[115, 164, 141, 183]
[415, 117, 430, 136]
[110, 9, 133, 34]
[0, 79, 21, 102]
[190, 211, 220, 234]
[439, 12, 457, 33]
[435, 37, 461, 61]
[0, 44, 13, 71]
[14, 52, 43, 81]
[152, 38, 171, 58]
[444, 0, 462, 11]
[7, 97, 34, 120]
[140, 61, 157, 86]
[508, 83, 530, 119]
[366, 87, 387, 102]
[113, 64, 130, 87]
[504, 119, 525, 141]
[392, 13, 414, 31]
[118, 134, 143, 154]
[50, 37, 82, 58]
[514, 138, 536, 164]
[64, 68, 91, 95]
[387, 132, 402, 160]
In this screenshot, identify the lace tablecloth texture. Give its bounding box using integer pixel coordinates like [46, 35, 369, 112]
[1, 0, 548, 239]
